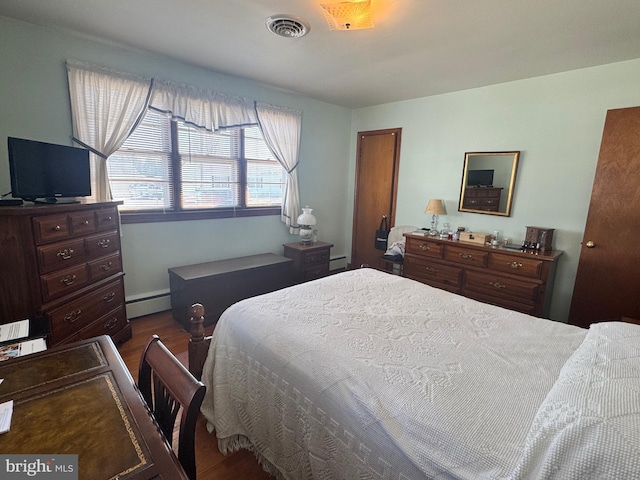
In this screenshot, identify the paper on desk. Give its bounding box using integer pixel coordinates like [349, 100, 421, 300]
[0, 338, 47, 362]
[0, 400, 13, 434]
[0, 319, 29, 343]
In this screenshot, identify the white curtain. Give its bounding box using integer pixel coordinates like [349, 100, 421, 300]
[149, 79, 257, 131]
[66, 60, 152, 201]
[255, 102, 302, 232]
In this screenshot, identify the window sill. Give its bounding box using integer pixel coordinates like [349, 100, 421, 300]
[120, 206, 281, 224]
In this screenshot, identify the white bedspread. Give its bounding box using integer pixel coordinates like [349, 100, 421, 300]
[201, 268, 589, 479]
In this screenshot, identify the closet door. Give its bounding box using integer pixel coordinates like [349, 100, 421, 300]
[350, 128, 401, 269]
[568, 106, 640, 327]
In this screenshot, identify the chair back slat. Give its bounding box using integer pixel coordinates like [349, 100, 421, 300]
[138, 335, 206, 480]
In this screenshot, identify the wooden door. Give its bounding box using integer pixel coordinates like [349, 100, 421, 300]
[350, 128, 401, 269]
[568, 106, 640, 327]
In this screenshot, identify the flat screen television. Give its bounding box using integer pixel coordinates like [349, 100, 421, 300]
[467, 169, 494, 187]
[8, 137, 91, 203]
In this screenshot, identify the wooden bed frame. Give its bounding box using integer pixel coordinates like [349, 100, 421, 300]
[187, 303, 212, 380]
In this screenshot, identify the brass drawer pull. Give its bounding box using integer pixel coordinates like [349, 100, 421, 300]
[104, 317, 119, 329]
[64, 309, 82, 323]
[489, 281, 506, 290]
[97, 239, 111, 248]
[60, 274, 77, 286]
[459, 253, 473, 259]
[508, 261, 523, 269]
[424, 267, 436, 274]
[57, 248, 74, 260]
[100, 261, 113, 271]
[419, 244, 431, 251]
[103, 292, 116, 303]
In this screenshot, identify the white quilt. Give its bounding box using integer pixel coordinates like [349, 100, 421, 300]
[200, 268, 626, 479]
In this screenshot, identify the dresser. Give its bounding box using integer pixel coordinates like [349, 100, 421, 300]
[462, 187, 503, 212]
[403, 233, 562, 317]
[283, 241, 333, 283]
[0, 202, 130, 346]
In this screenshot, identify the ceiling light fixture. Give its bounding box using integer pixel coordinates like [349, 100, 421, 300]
[265, 15, 311, 38]
[320, 0, 374, 31]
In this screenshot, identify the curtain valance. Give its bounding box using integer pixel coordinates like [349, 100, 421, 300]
[66, 59, 303, 229]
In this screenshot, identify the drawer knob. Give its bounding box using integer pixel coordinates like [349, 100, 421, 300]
[105, 216, 113, 222]
[57, 248, 74, 260]
[103, 292, 116, 303]
[424, 267, 436, 274]
[64, 309, 82, 323]
[489, 281, 506, 290]
[97, 239, 111, 248]
[419, 244, 431, 251]
[100, 261, 113, 271]
[53, 225, 62, 232]
[508, 261, 523, 269]
[82, 220, 90, 226]
[459, 253, 473, 259]
[60, 274, 77, 286]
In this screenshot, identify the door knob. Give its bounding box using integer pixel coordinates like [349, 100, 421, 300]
[586, 241, 596, 248]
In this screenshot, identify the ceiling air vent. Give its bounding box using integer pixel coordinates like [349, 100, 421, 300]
[266, 15, 310, 38]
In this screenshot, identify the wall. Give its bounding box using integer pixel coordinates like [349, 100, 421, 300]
[350, 59, 640, 321]
[0, 17, 353, 317]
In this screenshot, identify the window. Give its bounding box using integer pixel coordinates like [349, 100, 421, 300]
[108, 110, 284, 222]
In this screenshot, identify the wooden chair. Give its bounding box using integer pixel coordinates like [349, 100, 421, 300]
[138, 335, 206, 480]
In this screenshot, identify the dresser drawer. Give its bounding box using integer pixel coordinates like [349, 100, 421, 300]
[95, 208, 119, 231]
[488, 252, 543, 279]
[404, 256, 462, 290]
[88, 252, 122, 282]
[61, 306, 128, 346]
[47, 278, 125, 345]
[69, 211, 96, 235]
[405, 237, 443, 258]
[305, 263, 330, 280]
[40, 264, 89, 301]
[33, 214, 70, 244]
[37, 238, 86, 274]
[464, 270, 539, 305]
[85, 230, 120, 258]
[444, 245, 488, 268]
[304, 249, 330, 266]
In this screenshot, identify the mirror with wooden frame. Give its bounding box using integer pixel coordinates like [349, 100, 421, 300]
[458, 151, 520, 216]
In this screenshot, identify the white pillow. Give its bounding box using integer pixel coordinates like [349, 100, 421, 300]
[511, 321, 640, 479]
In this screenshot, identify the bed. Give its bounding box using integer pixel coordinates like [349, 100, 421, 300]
[188, 268, 640, 479]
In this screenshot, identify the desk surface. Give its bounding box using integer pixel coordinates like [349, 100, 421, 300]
[0, 335, 188, 480]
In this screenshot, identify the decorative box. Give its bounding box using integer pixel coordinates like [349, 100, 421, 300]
[459, 231, 491, 245]
[525, 226, 555, 252]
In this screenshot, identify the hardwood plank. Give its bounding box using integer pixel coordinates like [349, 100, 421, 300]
[117, 311, 272, 480]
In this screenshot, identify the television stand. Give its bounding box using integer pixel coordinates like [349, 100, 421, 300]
[33, 197, 80, 204]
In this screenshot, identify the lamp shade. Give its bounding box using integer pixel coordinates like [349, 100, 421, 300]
[425, 199, 446, 215]
[297, 206, 317, 226]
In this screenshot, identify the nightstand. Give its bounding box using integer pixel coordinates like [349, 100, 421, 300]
[283, 241, 333, 283]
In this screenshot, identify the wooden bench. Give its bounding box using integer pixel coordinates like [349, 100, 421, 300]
[168, 253, 293, 329]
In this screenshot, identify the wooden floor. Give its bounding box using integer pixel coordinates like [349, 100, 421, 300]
[117, 310, 273, 480]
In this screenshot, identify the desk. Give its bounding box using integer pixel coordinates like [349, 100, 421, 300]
[0, 336, 188, 480]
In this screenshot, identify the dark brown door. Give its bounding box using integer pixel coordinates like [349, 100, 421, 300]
[350, 128, 401, 269]
[568, 106, 640, 327]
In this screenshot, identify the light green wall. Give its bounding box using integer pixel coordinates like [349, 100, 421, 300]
[0, 17, 352, 316]
[3, 16, 640, 322]
[350, 59, 640, 321]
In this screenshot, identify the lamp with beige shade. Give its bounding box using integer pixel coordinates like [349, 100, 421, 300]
[425, 199, 446, 236]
